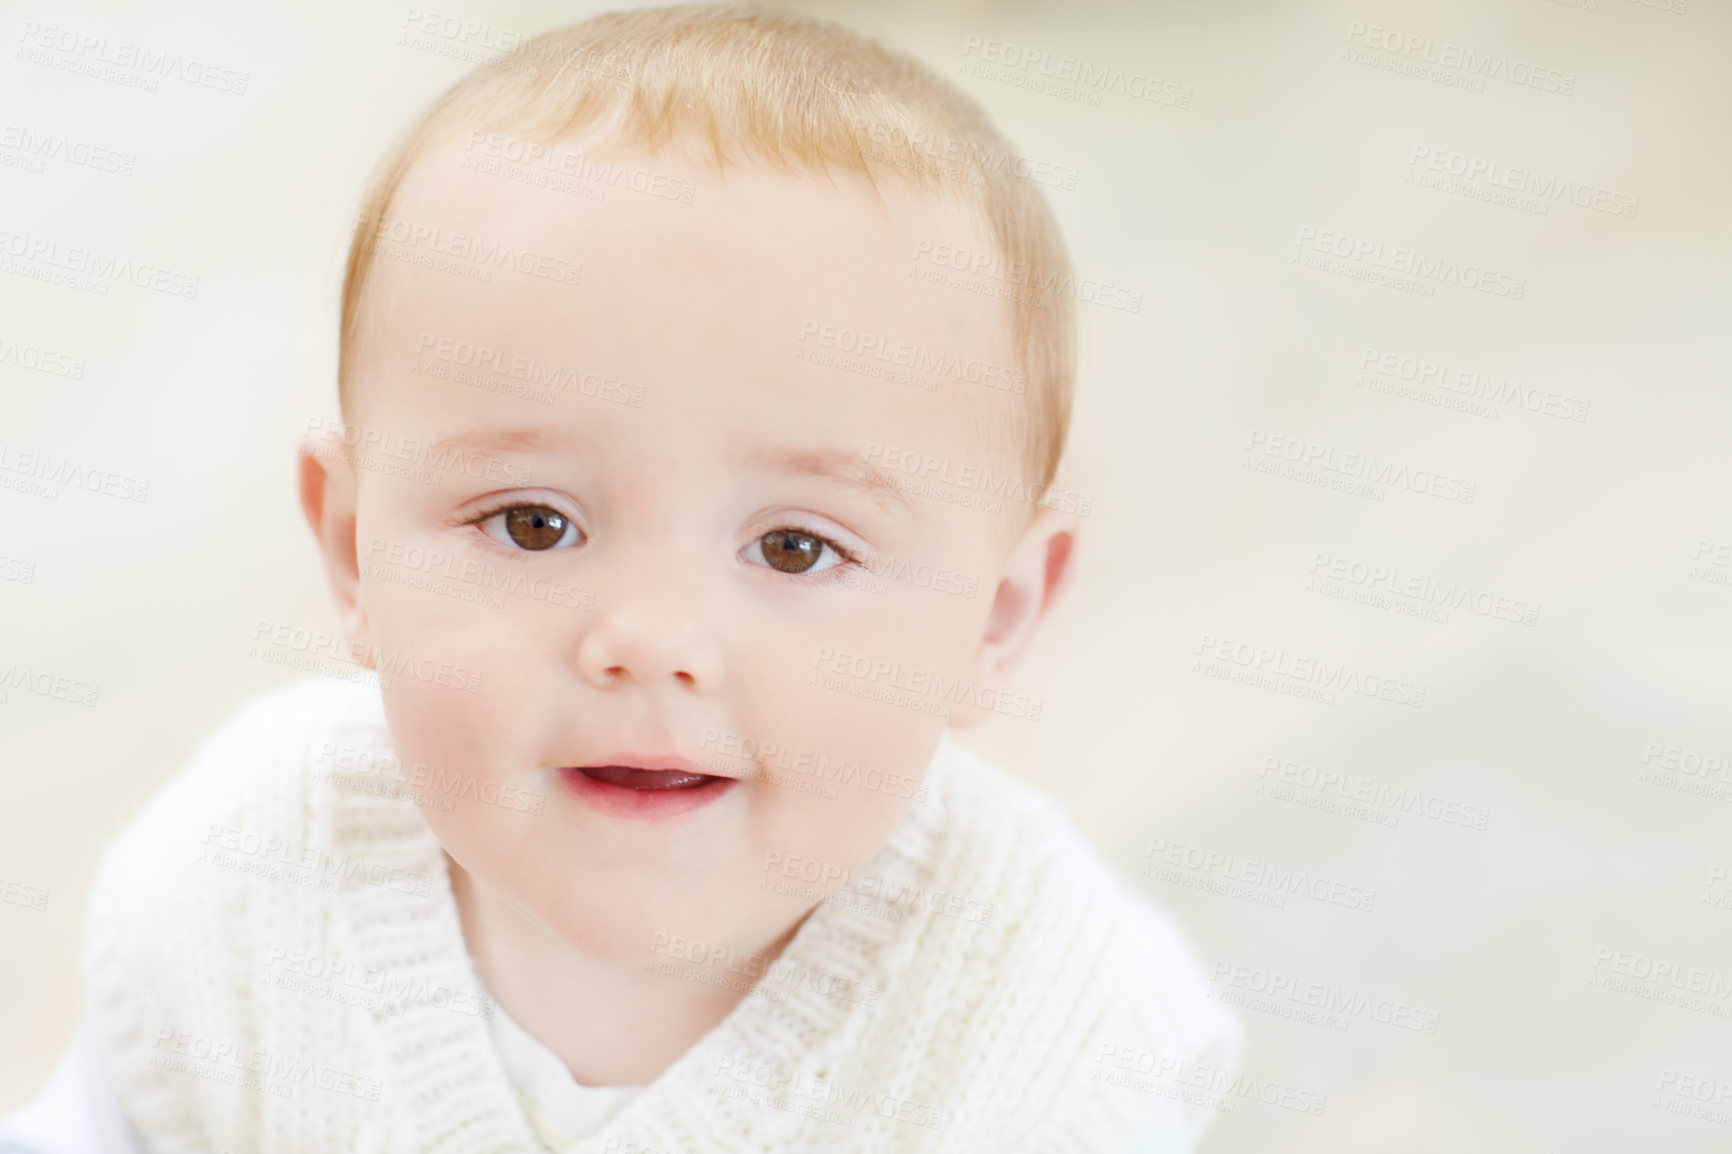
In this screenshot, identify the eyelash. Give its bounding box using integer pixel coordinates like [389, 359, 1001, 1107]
[462, 499, 583, 551]
[753, 527, 864, 583]
[459, 501, 866, 581]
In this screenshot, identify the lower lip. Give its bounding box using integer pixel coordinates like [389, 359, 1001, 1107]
[556, 767, 737, 821]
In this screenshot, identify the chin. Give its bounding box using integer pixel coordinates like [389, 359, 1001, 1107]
[538, 883, 739, 964]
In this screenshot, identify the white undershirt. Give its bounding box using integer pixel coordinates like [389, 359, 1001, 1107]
[483, 981, 647, 1149]
[0, 985, 644, 1154]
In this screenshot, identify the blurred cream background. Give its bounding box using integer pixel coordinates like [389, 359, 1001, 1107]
[2, 0, 1728, 1150]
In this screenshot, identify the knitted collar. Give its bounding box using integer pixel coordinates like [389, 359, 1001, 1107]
[313, 689, 957, 1153]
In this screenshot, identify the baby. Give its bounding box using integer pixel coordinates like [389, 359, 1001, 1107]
[0, 5, 1235, 1152]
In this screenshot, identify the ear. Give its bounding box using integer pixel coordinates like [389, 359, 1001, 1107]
[948, 504, 1078, 729]
[297, 433, 374, 667]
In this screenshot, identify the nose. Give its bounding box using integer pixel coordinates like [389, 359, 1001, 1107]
[573, 557, 726, 696]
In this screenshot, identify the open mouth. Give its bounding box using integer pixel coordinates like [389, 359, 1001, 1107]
[576, 765, 720, 791]
[557, 763, 736, 819]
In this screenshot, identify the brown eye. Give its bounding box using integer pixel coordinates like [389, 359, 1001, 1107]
[761, 529, 822, 573]
[755, 528, 841, 574]
[494, 505, 574, 550]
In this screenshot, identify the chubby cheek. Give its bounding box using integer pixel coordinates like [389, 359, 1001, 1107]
[362, 574, 550, 770]
[743, 764, 929, 931]
[363, 576, 578, 919]
[724, 600, 969, 927]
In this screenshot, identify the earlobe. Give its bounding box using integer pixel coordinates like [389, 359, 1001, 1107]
[296, 434, 372, 665]
[949, 506, 1079, 729]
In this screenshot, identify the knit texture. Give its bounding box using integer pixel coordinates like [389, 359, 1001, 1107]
[84, 678, 1238, 1153]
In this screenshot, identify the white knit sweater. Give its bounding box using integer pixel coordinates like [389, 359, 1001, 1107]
[80, 678, 1237, 1153]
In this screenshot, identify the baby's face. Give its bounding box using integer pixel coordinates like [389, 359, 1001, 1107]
[336, 138, 1034, 965]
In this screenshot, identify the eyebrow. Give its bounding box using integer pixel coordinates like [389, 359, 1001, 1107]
[755, 448, 922, 524]
[429, 428, 563, 458]
[427, 429, 922, 523]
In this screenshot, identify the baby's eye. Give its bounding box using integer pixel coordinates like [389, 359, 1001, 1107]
[478, 505, 581, 551]
[745, 528, 848, 575]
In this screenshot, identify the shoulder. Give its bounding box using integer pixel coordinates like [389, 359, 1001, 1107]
[0, 1016, 147, 1154]
[924, 736, 1240, 1150]
[935, 735, 1232, 1022]
[78, 678, 389, 1144]
[928, 735, 1201, 959]
[80, 677, 384, 1024]
[91, 677, 380, 879]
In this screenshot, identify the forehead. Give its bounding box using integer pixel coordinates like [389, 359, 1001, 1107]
[350, 137, 1023, 479]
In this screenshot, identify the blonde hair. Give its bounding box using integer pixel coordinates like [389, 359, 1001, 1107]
[340, 3, 1076, 488]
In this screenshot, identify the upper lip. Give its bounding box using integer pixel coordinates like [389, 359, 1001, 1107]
[566, 751, 736, 780]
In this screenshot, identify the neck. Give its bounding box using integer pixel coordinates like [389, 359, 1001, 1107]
[446, 853, 805, 1087]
